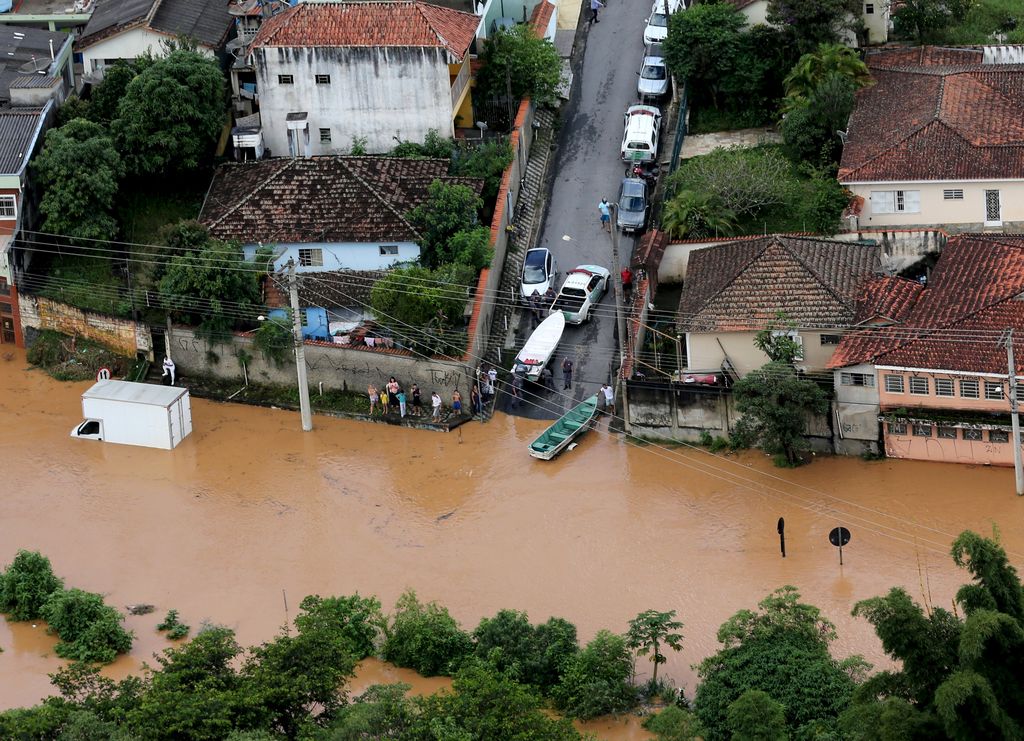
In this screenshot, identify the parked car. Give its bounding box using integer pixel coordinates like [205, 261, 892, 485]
[643, 0, 684, 45]
[621, 104, 662, 163]
[637, 47, 669, 102]
[520, 247, 555, 302]
[616, 177, 649, 233]
[549, 265, 610, 324]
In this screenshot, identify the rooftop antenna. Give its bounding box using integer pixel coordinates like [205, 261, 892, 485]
[836, 129, 850, 145]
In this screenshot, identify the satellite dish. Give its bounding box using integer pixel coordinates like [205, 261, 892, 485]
[18, 58, 51, 74]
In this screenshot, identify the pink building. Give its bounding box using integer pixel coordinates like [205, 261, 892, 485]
[829, 234, 1024, 466]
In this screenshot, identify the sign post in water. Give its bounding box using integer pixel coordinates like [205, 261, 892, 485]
[777, 517, 786, 558]
[829, 526, 851, 566]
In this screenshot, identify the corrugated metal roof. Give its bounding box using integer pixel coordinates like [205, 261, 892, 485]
[150, 0, 234, 47]
[83, 380, 189, 407]
[0, 107, 45, 175]
[78, 0, 153, 49]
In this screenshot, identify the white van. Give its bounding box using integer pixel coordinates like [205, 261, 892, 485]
[620, 104, 662, 163]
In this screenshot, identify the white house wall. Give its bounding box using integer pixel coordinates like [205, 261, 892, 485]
[686, 330, 840, 376]
[81, 28, 216, 74]
[254, 46, 454, 156]
[738, 0, 886, 44]
[848, 180, 1024, 231]
[244, 242, 420, 272]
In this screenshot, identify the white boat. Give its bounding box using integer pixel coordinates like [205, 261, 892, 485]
[511, 311, 565, 382]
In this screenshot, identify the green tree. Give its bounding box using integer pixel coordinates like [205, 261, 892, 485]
[727, 690, 789, 741]
[406, 180, 482, 269]
[472, 610, 579, 692]
[381, 589, 473, 677]
[767, 0, 862, 54]
[783, 43, 872, 111]
[781, 72, 857, 167]
[317, 683, 414, 741]
[411, 661, 581, 740]
[88, 61, 140, 124]
[663, 2, 747, 111]
[643, 705, 700, 741]
[848, 531, 1024, 740]
[669, 146, 797, 218]
[41, 589, 133, 664]
[797, 167, 850, 234]
[113, 49, 226, 175]
[552, 630, 636, 719]
[732, 359, 828, 466]
[32, 118, 124, 242]
[626, 609, 684, 685]
[892, 0, 970, 43]
[294, 594, 385, 660]
[0, 550, 64, 621]
[452, 139, 514, 206]
[444, 226, 493, 271]
[158, 236, 262, 340]
[127, 626, 245, 740]
[476, 25, 563, 105]
[694, 587, 864, 740]
[661, 190, 736, 240]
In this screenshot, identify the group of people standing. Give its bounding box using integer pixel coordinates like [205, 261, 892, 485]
[368, 371, 495, 424]
[368, 377, 417, 419]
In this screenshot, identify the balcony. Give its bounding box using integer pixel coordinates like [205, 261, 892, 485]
[450, 59, 470, 111]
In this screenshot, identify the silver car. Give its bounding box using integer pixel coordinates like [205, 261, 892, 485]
[617, 178, 649, 233]
[637, 50, 669, 102]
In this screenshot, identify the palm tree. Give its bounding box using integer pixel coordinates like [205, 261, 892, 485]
[661, 190, 736, 240]
[782, 43, 872, 113]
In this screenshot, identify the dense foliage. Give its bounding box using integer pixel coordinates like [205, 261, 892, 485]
[406, 180, 484, 270]
[475, 25, 563, 105]
[0, 550, 63, 621]
[552, 629, 636, 719]
[472, 609, 579, 691]
[41, 589, 134, 664]
[766, 0, 863, 53]
[381, 589, 473, 676]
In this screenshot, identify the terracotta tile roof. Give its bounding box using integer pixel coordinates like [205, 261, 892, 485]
[677, 235, 880, 332]
[199, 156, 484, 244]
[839, 47, 1024, 183]
[250, 1, 479, 61]
[852, 276, 923, 325]
[828, 235, 1024, 373]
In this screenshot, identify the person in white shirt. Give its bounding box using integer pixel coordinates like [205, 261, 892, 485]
[162, 357, 176, 386]
[601, 383, 614, 415]
[431, 392, 443, 422]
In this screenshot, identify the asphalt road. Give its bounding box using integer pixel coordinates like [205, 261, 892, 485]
[501, 0, 653, 420]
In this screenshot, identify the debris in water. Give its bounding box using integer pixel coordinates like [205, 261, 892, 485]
[126, 604, 155, 615]
[436, 511, 456, 522]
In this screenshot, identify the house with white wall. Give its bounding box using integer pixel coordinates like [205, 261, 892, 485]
[723, 0, 888, 45]
[199, 156, 483, 272]
[676, 235, 880, 377]
[77, 0, 233, 79]
[840, 46, 1024, 233]
[246, 0, 480, 156]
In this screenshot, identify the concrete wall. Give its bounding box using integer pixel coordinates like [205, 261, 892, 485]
[168, 325, 473, 397]
[861, 0, 889, 44]
[19, 293, 152, 358]
[686, 329, 841, 376]
[830, 229, 945, 273]
[832, 362, 881, 454]
[847, 181, 1024, 231]
[253, 45, 454, 155]
[242, 241, 419, 272]
[82, 27, 216, 74]
[883, 421, 1019, 466]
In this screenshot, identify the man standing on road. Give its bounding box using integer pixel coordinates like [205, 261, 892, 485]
[589, 0, 604, 23]
[598, 198, 611, 231]
[561, 356, 574, 389]
[431, 391, 443, 422]
[601, 383, 615, 416]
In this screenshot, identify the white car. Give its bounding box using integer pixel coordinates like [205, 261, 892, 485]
[621, 104, 662, 164]
[643, 0, 684, 45]
[520, 247, 555, 302]
[549, 265, 610, 324]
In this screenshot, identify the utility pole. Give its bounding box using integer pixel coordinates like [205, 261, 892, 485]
[609, 205, 629, 428]
[1003, 329, 1023, 495]
[287, 259, 313, 432]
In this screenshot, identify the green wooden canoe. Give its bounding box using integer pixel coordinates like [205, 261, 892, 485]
[529, 394, 599, 460]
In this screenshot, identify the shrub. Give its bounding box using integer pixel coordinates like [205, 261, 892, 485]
[644, 705, 701, 741]
[0, 550, 64, 621]
[252, 316, 292, 367]
[295, 594, 385, 660]
[552, 630, 636, 719]
[381, 589, 472, 676]
[668, 147, 798, 218]
[472, 610, 579, 692]
[41, 589, 133, 663]
[156, 609, 190, 640]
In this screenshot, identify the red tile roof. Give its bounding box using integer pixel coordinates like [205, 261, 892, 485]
[677, 235, 880, 332]
[852, 276, 923, 325]
[250, 1, 479, 61]
[199, 156, 483, 244]
[839, 47, 1024, 183]
[828, 235, 1024, 374]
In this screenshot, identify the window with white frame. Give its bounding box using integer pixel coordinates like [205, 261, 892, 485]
[960, 379, 979, 398]
[1016, 384, 1024, 402]
[985, 381, 1004, 400]
[870, 190, 921, 214]
[840, 372, 875, 387]
[379, 245, 399, 256]
[0, 195, 15, 219]
[963, 428, 983, 441]
[298, 248, 323, 267]
[912, 423, 932, 437]
[943, 189, 964, 200]
[935, 378, 954, 396]
[278, 74, 294, 85]
[990, 429, 1009, 443]
[909, 376, 929, 395]
[865, 2, 874, 12]
[314, 74, 331, 85]
[884, 374, 904, 393]
[888, 421, 907, 435]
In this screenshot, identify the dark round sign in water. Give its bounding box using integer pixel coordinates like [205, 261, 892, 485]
[829, 527, 851, 548]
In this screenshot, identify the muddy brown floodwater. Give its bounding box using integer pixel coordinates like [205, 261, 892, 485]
[2, 349, 1023, 740]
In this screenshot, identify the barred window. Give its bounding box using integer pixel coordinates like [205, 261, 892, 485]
[937, 426, 957, 439]
[909, 376, 929, 395]
[984, 381, 1004, 400]
[989, 429, 1009, 443]
[960, 379, 979, 398]
[888, 421, 907, 435]
[912, 423, 932, 437]
[963, 428, 983, 441]
[884, 374, 904, 393]
[935, 378, 954, 397]
[943, 189, 964, 200]
[840, 372, 874, 387]
[315, 74, 331, 85]
[278, 74, 294, 85]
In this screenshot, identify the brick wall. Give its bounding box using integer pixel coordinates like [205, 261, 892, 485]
[19, 294, 152, 358]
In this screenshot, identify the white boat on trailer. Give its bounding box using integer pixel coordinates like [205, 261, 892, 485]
[511, 311, 565, 382]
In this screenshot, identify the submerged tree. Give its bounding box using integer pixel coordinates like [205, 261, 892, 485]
[626, 609, 684, 686]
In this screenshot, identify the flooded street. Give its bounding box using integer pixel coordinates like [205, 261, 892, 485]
[2, 349, 1023, 738]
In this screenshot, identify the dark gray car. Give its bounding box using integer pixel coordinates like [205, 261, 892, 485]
[617, 177, 648, 233]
